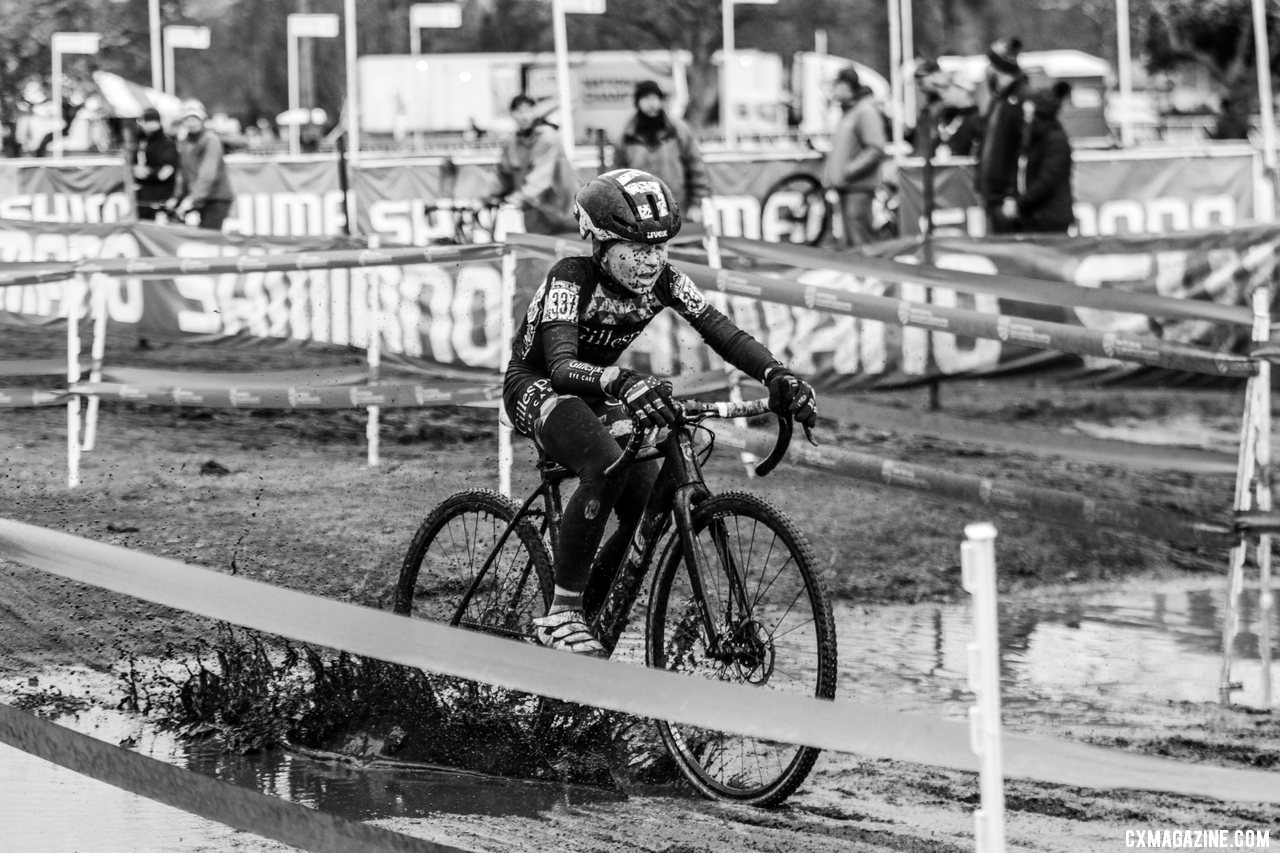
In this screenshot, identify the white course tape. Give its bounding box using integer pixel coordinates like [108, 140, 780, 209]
[0, 518, 1276, 804]
[0, 702, 466, 853]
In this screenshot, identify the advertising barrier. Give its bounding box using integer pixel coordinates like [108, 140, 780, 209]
[896, 147, 1259, 237]
[2, 217, 1274, 389]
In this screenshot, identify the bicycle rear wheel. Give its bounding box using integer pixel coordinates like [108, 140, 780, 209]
[647, 491, 837, 807]
[393, 489, 553, 642]
[761, 172, 830, 246]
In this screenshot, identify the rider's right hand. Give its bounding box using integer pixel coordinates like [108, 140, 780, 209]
[613, 370, 678, 429]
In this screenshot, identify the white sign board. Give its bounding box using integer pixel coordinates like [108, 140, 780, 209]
[410, 3, 462, 28]
[561, 0, 605, 12]
[288, 13, 340, 38]
[52, 32, 101, 55]
[166, 25, 211, 49]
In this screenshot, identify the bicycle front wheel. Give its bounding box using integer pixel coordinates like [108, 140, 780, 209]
[647, 491, 837, 807]
[393, 489, 553, 642]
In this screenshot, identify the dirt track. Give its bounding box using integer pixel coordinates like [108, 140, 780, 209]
[2, 354, 1279, 850]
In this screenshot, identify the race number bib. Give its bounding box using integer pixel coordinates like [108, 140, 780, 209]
[544, 279, 579, 323]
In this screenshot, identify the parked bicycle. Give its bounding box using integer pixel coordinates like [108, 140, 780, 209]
[393, 398, 837, 807]
[761, 171, 899, 246]
[422, 198, 505, 245]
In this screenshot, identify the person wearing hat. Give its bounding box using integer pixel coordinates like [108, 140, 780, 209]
[172, 99, 234, 230]
[937, 73, 983, 158]
[611, 79, 709, 223]
[1015, 81, 1075, 234]
[821, 65, 886, 249]
[975, 36, 1028, 234]
[488, 93, 581, 235]
[130, 106, 179, 222]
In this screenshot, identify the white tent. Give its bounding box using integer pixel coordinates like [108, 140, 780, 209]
[91, 70, 183, 121]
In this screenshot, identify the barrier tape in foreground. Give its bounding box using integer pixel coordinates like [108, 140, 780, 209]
[67, 381, 501, 410]
[508, 234, 1256, 379]
[716, 236, 1256, 328]
[0, 518, 1273, 804]
[714, 426, 1237, 549]
[0, 243, 506, 289]
[0, 703, 465, 853]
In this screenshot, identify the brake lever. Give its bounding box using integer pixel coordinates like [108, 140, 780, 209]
[802, 419, 818, 447]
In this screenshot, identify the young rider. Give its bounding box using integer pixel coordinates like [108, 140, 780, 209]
[503, 168, 818, 656]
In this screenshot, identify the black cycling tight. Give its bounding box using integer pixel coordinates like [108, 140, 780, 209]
[538, 397, 658, 595]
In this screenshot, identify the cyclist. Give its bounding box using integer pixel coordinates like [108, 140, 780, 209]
[503, 168, 818, 656]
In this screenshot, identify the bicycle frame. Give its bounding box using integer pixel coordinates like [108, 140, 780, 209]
[451, 402, 787, 654]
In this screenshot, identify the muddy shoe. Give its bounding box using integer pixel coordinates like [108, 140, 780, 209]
[532, 609, 606, 658]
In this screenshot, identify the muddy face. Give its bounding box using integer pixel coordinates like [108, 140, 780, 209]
[602, 241, 668, 293]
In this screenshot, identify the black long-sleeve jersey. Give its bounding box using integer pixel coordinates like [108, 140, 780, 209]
[506, 255, 780, 400]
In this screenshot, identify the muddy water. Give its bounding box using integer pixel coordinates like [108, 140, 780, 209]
[3, 579, 1275, 851]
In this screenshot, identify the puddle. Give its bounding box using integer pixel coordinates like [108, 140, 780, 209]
[2, 579, 1276, 850]
[833, 579, 1279, 734]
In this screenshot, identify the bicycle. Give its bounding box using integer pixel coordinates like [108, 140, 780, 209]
[761, 171, 899, 246]
[392, 398, 837, 807]
[422, 198, 505, 245]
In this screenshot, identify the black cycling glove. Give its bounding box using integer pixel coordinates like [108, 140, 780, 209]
[609, 369, 678, 429]
[766, 367, 818, 429]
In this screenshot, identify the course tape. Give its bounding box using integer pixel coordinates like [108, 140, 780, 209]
[0, 387, 71, 407]
[714, 426, 1237, 549]
[716, 236, 1255, 328]
[822, 395, 1238, 475]
[0, 357, 90, 377]
[0, 703, 467, 853]
[0, 243, 506, 289]
[69, 381, 502, 410]
[507, 234, 1255, 379]
[0, 518, 1274, 804]
[97, 365, 375, 388]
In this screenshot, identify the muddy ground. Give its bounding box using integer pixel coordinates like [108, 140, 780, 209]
[1, 329, 1278, 851]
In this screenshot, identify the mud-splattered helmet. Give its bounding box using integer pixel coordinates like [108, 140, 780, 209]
[573, 169, 682, 245]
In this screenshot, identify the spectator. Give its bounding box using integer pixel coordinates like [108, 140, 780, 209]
[821, 66, 887, 249]
[173, 100, 235, 231]
[1016, 82, 1075, 234]
[489, 94, 581, 236]
[130, 107, 178, 222]
[612, 80, 710, 223]
[937, 74, 984, 159]
[975, 36, 1028, 234]
[910, 58, 949, 159]
[1208, 96, 1251, 141]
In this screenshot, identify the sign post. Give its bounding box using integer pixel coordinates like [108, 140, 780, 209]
[720, 0, 777, 148]
[162, 25, 211, 98]
[286, 13, 340, 155]
[50, 32, 101, 159]
[408, 3, 462, 149]
[551, 0, 605, 156]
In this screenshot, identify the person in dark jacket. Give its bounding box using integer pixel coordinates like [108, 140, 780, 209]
[975, 37, 1027, 234]
[173, 100, 235, 231]
[612, 80, 710, 222]
[1016, 81, 1075, 234]
[131, 107, 179, 221]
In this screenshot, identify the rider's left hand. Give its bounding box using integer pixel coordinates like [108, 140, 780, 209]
[766, 367, 817, 430]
